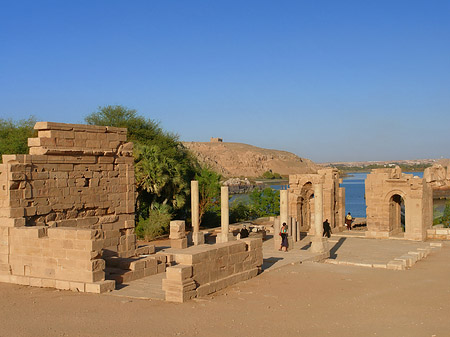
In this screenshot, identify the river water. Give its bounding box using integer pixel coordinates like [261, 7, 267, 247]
[230, 172, 447, 220]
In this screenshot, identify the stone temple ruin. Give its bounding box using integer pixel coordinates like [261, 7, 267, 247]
[287, 168, 345, 237]
[285, 165, 450, 243]
[0, 122, 263, 301]
[365, 165, 450, 241]
[0, 121, 448, 303]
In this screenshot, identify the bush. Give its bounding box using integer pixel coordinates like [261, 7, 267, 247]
[0, 117, 37, 162]
[261, 171, 282, 179]
[230, 201, 254, 223]
[135, 204, 172, 241]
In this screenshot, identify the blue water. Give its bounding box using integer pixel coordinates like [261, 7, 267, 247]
[341, 172, 424, 218]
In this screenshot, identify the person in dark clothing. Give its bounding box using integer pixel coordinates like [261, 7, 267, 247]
[323, 219, 331, 238]
[240, 225, 249, 238]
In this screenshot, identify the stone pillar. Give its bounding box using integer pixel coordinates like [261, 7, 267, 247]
[280, 190, 289, 227]
[279, 190, 294, 249]
[273, 218, 281, 249]
[217, 186, 234, 243]
[310, 183, 329, 254]
[291, 217, 297, 242]
[191, 180, 204, 245]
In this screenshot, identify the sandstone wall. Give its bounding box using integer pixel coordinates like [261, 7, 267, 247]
[162, 238, 263, 302]
[0, 122, 136, 257]
[0, 122, 138, 292]
[427, 228, 450, 240]
[0, 226, 114, 293]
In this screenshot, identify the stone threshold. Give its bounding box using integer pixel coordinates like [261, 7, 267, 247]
[324, 242, 442, 270]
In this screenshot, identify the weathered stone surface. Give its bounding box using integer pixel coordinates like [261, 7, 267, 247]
[288, 168, 344, 238]
[0, 122, 139, 292]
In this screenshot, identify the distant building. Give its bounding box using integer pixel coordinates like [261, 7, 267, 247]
[210, 137, 223, 143]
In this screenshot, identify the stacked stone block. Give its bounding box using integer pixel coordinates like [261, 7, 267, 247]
[169, 220, 187, 249]
[163, 238, 263, 302]
[0, 226, 114, 292]
[105, 252, 167, 284]
[0, 122, 139, 292]
[426, 228, 450, 240]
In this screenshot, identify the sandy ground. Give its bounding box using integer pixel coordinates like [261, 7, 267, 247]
[0, 245, 449, 337]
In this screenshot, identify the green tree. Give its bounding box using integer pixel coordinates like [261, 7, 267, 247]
[134, 143, 190, 212]
[85, 105, 198, 233]
[249, 187, 280, 217]
[195, 167, 221, 225]
[0, 117, 37, 162]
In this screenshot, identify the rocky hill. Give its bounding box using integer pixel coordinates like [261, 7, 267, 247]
[183, 141, 318, 178]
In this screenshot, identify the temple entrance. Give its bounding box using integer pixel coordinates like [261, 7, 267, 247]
[389, 194, 405, 234]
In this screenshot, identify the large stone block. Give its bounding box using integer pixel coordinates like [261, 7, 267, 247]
[170, 237, 187, 249]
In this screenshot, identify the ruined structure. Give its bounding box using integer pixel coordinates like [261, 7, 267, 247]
[163, 238, 262, 302]
[365, 165, 450, 241]
[288, 168, 345, 237]
[0, 122, 159, 292]
[0, 122, 263, 300]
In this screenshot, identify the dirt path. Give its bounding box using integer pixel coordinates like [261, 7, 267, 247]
[0, 245, 449, 337]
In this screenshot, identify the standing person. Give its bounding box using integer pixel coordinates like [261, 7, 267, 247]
[279, 222, 289, 252]
[345, 212, 353, 230]
[323, 219, 331, 238]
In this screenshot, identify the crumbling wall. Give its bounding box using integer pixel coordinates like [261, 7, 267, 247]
[162, 238, 263, 302]
[0, 122, 137, 292]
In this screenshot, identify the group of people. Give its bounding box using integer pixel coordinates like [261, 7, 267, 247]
[278, 212, 355, 251]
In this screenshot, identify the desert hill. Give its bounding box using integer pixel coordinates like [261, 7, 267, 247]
[183, 141, 318, 178]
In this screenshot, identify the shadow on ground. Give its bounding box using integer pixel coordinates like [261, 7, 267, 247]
[329, 237, 346, 259]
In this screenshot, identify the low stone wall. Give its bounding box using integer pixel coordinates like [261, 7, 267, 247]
[427, 228, 450, 240]
[162, 238, 263, 302]
[0, 226, 114, 293]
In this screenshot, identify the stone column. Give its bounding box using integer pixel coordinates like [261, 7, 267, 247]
[191, 180, 204, 245]
[273, 218, 281, 249]
[280, 190, 289, 228]
[291, 217, 297, 242]
[217, 186, 233, 243]
[310, 183, 329, 254]
[296, 218, 301, 242]
[279, 189, 293, 249]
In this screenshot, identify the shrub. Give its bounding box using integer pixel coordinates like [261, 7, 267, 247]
[135, 204, 172, 241]
[230, 201, 253, 223]
[261, 171, 282, 179]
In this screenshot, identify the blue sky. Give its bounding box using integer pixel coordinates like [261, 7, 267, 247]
[1, 0, 449, 162]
